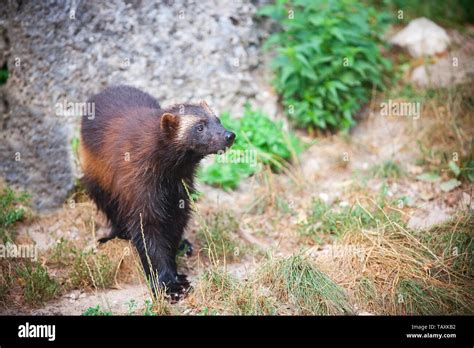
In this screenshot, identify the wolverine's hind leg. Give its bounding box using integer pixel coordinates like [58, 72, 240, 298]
[97, 200, 128, 243]
[81, 175, 127, 243]
[97, 232, 127, 244]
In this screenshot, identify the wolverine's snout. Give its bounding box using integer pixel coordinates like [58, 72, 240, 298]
[224, 130, 235, 146]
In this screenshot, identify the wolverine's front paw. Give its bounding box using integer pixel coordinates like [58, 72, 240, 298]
[178, 238, 193, 257]
[160, 273, 192, 303]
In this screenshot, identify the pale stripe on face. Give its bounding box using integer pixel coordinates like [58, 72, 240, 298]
[176, 114, 201, 140]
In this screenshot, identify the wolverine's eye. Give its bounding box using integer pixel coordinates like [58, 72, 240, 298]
[196, 124, 204, 132]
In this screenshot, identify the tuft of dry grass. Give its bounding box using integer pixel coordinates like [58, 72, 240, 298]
[196, 210, 242, 262]
[317, 206, 474, 315]
[97, 239, 142, 286]
[259, 253, 354, 315]
[187, 267, 277, 315]
[45, 236, 141, 292]
[410, 83, 473, 178]
[69, 250, 116, 290]
[187, 252, 355, 315]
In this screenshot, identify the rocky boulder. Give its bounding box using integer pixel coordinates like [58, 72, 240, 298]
[389, 17, 450, 58]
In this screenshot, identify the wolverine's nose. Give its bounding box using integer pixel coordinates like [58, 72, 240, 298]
[225, 131, 235, 146]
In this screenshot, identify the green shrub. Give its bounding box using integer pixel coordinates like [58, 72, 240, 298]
[259, 0, 391, 131]
[199, 104, 303, 190]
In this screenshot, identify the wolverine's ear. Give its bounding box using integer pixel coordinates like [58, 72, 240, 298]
[200, 100, 212, 114]
[160, 112, 179, 133]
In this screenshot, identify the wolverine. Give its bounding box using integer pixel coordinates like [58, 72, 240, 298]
[79, 85, 235, 300]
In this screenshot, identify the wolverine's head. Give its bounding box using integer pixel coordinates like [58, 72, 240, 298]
[160, 101, 235, 156]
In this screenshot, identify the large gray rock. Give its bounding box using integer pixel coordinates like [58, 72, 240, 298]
[410, 29, 474, 87]
[0, 0, 273, 210]
[411, 50, 474, 87]
[389, 17, 450, 58]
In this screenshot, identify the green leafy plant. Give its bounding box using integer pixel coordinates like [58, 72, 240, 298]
[16, 262, 59, 305]
[199, 104, 303, 190]
[416, 156, 471, 192]
[259, 0, 391, 131]
[0, 187, 30, 243]
[464, 159, 474, 182]
[142, 299, 158, 316]
[82, 305, 113, 316]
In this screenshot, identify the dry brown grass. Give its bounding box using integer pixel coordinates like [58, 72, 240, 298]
[316, 207, 474, 315]
[409, 83, 473, 171]
[186, 252, 354, 315]
[186, 267, 278, 315]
